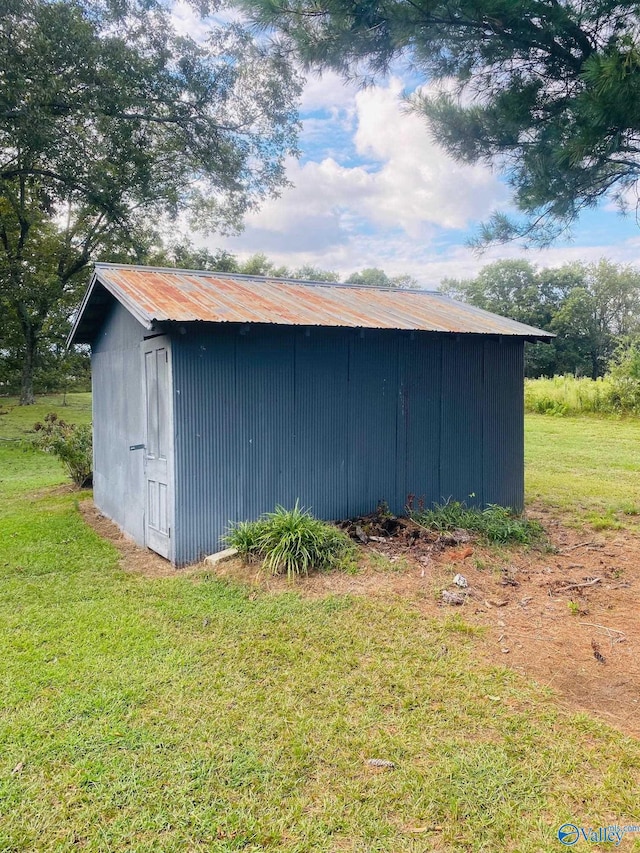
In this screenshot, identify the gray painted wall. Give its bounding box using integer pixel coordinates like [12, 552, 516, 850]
[171, 325, 524, 566]
[92, 300, 147, 545]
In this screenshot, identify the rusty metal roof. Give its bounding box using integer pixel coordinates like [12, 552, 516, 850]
[68, 263, 554, 344]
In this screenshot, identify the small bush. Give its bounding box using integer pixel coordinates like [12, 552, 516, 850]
[225, 503, 356, 579]
[527, 395, 568, 416]
[411, 500, 544, 545]
[524, 375, 614, 416]
[607, 338, 640, 414]
[31, 413, 93, 487]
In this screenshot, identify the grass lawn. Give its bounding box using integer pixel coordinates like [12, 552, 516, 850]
[1, 397, 640, 851]
[0, 393, 92, 499]
[525, 413, 640, 527]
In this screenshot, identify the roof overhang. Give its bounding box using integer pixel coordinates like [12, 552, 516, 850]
[67, 269, 155, 346]
[67, 263, 556, 347]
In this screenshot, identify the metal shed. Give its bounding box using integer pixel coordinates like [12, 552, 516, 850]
[69, 263, 553, 566]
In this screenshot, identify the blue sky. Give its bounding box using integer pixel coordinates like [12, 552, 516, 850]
[172, 2, 640, 288]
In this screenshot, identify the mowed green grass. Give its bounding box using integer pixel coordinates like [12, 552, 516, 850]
[525, 413, 640, 526]
[0, 393, 92, 498]
[1, 397, 640, 851]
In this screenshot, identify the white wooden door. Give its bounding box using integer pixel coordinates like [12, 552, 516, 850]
[142, 337, 173, 559]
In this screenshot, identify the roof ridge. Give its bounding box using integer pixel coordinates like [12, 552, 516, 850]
[92, 262, 442, 295]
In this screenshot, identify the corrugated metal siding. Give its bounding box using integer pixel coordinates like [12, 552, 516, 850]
[400, 334, 442, 512]
[91, 301, 147, 544]
[172, 328, 240, 565]
[294, 329, 349, 517]
[440, 336, 485, 506]
[347, 331, 400, 516]
[237, 329, 297, 515]
[171, 325, 525, 566]
[483, 339, 525, 510]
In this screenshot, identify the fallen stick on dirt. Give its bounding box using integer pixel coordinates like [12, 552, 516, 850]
[559, 541, 597, 553]
[580, 622, 626, 637]
[553, 577, 602, 593]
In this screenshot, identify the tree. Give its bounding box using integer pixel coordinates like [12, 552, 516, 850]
[443, 259, 569, 376]
[444, 260, 545, 320]
[606, 337, 640, 413]
[551, 260, 640, 378]
[245, 0, 640, 245]
[293, 264, 339, 282]
[443, 259, 640, 378]
[237, 253, 291, 278]
[151, 241, 241, 274]
[150, 240, 407, 286]
[346, 268, 418, 288]
[1, 0, 300, 403]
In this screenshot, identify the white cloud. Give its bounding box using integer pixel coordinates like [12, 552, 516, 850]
[298, 70, 359, 113]
[221, 78, 506, 260]
[169, 1, 211, 40]
[246, 156, 372, 232]
[214, 226, 640, 288]
[170, 1, 248, 40]
[188, 68, 640, 284]
[391, 237, 640, 289]
[352, 81, 506, 233]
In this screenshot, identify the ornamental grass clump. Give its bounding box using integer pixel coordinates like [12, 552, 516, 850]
[226, 503, 356, 579]
[411, 500, 544, 545]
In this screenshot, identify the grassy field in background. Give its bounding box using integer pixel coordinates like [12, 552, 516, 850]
[1, 395, 640, 851]
[0, 393, 92, 439]
[0, 393, 92, 499]
[524, 375, 615, 416]
[525, 413, 640, 527]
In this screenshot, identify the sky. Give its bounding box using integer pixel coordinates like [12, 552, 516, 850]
[171, 2, 640, 289]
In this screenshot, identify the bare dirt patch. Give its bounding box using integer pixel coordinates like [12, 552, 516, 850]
[79, 499, 640, 739]
[473, 506, 640, 738]
[214, 506, 640, 740]
[78, 500, 193, 578]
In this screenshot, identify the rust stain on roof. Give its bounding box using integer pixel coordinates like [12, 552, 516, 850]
[69, 264, 555, 344]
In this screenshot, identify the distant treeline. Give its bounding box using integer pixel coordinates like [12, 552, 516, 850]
[443, 259, 640, 379]
[4, 248, 640, 397]
[150, 243, 419, 290]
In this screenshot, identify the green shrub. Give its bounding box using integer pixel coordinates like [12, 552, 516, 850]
[606, 338, 640, 414]
[527, 395, 568, 416]
[31, 413, 93, 487]
[411, 500, 544, 545]
[524, 375, 614, 416]
[225, 503, 356, 579]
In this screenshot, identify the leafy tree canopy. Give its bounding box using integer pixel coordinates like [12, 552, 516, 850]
[345, 267, 418, 288]
[244, 0, 640, 244]
[1, 0, 301, 401]
[151, 239, 405, 285]
[293, 264, 339, 282]
[443, 258, 640, 378]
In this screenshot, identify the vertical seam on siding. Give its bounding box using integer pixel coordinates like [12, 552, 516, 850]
[480, 340, 489, 507]
[437, 336, 443, 504]
[293, 330, 298, 506]
[395, 333, 401, 514]
[345, 332, 357, 516]
[233, 330, 240, 521]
